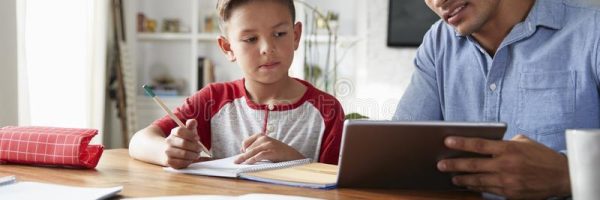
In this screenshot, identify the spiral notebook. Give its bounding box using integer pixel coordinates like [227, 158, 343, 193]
[165, 155, 338, 189]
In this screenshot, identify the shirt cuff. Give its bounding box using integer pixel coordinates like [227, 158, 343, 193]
[559, 150, 568, 157]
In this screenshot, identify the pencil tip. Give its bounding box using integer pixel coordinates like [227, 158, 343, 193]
[142, 85, 156, 97]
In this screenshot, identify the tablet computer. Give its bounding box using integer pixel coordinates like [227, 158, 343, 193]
[336, 120, 507, 190]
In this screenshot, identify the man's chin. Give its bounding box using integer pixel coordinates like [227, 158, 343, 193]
[453, 26, 476, 37]
[452, 20, 488, 37]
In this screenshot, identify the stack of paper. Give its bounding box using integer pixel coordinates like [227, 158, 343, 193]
[0, 176, 122, 200]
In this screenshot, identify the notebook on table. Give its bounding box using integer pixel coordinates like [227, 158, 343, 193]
[239, 162, 338, 189]
[164, 155, 338, 189]
[123, 193, 323, 200]
[0, 175, 122, 199]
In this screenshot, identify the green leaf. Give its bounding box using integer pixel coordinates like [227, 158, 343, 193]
[345, 112, 369, 120]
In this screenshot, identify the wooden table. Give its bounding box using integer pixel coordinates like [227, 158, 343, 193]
[0, 149, 482, 199]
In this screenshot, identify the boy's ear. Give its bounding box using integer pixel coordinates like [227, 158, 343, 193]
[217, 36, 236, 62]
[293, 22, 302, 50]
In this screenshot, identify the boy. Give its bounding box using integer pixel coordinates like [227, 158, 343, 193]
[129, 0, 345, 169]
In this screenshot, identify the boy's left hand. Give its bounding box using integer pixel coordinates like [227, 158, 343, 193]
[234, 133, 305, 164]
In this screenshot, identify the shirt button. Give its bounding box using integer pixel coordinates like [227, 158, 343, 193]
[489, 83, 497, 91]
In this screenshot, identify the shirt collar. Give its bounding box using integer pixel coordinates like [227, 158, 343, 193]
[453, 0, 565, 37]
[528, 0, 565, 30]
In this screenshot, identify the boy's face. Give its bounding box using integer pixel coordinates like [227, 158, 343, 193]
[424, 0, 499, 36]
[218, 1, 301, 84]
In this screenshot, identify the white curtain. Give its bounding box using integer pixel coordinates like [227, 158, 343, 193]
[0, 0, 19, 127]
[18, 0, 108, 144]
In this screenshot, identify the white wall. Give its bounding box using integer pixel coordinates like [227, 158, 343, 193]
[0, 0, 19, 126]
[346, 0, 417, 120]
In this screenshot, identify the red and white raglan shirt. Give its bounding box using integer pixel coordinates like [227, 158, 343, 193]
[153, 78, 345, 164]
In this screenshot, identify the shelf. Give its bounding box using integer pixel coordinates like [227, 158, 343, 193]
[136, 95, 187, 129]
[137, 95, 187, 108]
[302, 35, 360, 45]
[137, 32, 220, 42]
[137, 33, 219, 42]
[195, 34, 361, 44]
[197, 33, 220, 42]
[130, 0, 361, 100]
[137, 33, 193, 41]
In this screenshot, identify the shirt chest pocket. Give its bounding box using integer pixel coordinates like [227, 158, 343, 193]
[517, 71, 576, 135]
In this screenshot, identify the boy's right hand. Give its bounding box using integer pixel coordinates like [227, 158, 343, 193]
[164, 119, 203, 169]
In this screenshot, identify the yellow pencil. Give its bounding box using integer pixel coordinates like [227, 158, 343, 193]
[143, 85, 212, 158]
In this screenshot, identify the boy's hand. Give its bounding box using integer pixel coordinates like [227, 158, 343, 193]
[164, 119, 203, 169]
[235, 133, 305, 164]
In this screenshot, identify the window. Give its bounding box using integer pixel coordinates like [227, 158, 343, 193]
[18, 0, 106, 142]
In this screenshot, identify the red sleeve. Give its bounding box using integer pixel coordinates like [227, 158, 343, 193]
[313, 93, 345, 165]
[152, 85, 216, 149]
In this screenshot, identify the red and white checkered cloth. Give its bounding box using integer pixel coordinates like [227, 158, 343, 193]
[0, 126, 103, 169]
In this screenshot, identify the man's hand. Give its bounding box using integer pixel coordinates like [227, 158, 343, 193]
[164, 119, 203, 169]
[234, 133, 305, 164]
[437, 134, 571, 199]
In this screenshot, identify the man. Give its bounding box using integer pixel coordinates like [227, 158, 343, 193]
[394, 0, 599, 198]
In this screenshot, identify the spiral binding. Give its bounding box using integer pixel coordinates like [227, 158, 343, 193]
[237, 158, 312, 174]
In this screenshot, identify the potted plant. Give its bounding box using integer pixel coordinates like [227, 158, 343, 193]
[294, 0, 366, 120]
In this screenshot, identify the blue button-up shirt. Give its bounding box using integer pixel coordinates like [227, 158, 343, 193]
[394, 0, 600, 152]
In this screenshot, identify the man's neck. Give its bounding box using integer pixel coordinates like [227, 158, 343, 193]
[472, 0, 535, 56]
[245, 77, 306, 105]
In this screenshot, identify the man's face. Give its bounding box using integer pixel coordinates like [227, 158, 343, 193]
[220, 1, 301, 84]
[424, 0, 500, 35]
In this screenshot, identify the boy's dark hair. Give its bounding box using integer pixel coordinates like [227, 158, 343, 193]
[216, 0, 296, 33]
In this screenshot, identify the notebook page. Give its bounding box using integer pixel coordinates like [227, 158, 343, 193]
[164, 155, 310, 178]
[0, 181, 122, 200]
[123, 193, 323, 200]
[164, 155, 271, 178]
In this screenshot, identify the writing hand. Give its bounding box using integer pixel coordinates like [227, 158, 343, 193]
[164, 119, 203, 169]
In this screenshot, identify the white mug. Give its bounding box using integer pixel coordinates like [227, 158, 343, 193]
[566, 129, 600, 200]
